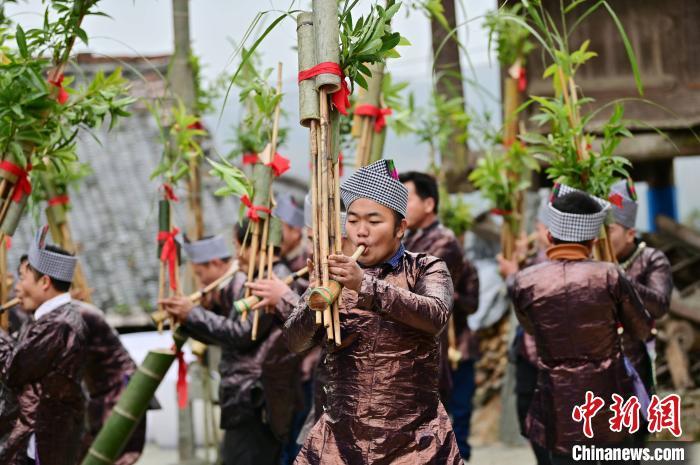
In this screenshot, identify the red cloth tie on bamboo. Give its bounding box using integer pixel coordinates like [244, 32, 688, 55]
[5, 236, 11, 250]
[517, 66, 527, 93]
[48, 195, 70, 207]
[48, 73, 69, 105]
[174, 347, 188, 409]
[187, 120, 204, 131]
[242, 153, 259, 165]
[157, 227, 180, 290]
[354, 104, 393, 133]
[490, 208, 513, 216]
[241, 195, 271, 222]
[0, 161, 32, 203]
[161, 183, 179, 202]
[267, 153, 290, 177]
[298, 62, 350, 115]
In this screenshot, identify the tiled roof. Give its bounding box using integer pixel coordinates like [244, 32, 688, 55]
[7, 55, 304, 326]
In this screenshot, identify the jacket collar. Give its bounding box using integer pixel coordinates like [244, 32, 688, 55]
[546, 243, 590, 261]
[34, 292, 71, 320]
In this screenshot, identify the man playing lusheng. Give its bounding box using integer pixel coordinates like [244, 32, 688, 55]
[509, 186, 653, 465]
[607, 178, 673, 447]
[0, 226, 87, 465]
[161, 229, 300, 465]
[284, 159, 461, 464]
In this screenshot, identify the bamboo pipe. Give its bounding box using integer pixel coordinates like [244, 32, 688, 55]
[318, 89, 333, 340]
[234, 266, 309, 315]
[332, 150, 343, 345]
[309, 121, 323, 326]
[308, 245, 365, 312]
[151, 262, 239, 327]
[0, 297, 18, 316]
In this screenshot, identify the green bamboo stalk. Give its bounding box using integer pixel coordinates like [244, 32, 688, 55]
[0, 196, 27, 237]
[296, 12, 320, 127]
[251, 164, 273, 221]
[81, 328, 189, 465]
[368, 126, 387, 164]
[312, 0, 340, 92]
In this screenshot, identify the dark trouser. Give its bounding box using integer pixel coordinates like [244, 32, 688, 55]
[515, 356, 553, 465]
[281, 379, 313, 465]
[447, 359, 475, 461]
[222, 418, 282, 465]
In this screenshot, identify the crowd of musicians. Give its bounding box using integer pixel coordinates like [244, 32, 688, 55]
[0, 160, 672, 465]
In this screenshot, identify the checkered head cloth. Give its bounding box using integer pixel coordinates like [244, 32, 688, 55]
[273, 193, 305, 229]
[304, 194, 347, 237]
[28, 225, 77, 282]
[182, 235, 231, 264]
[608, 178, 638, 229]
[544, 184, 611, 242]
[340, 159, 408, 217]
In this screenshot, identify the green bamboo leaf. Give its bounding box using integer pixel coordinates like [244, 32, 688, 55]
[602, 1, 643, 96]
[16, 25, 28, 58]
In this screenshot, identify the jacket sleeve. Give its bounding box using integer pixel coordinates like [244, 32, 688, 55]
[2, 320, 67, 388]
[610, 267, 653, 342]
[454, 258, 480, 318]
[283, 289, 323, 354]
[633, 250, 672, 319]
[356, 257, 454, 336]
[183, 305, 274, 350]
[509, 273, 535, 335]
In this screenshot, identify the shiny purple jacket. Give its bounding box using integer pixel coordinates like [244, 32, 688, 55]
[510, 247, 653, 454]
[0, 303, 87, 465]
[284, 250, 461, 465]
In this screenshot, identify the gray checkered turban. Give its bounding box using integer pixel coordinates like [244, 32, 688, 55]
[608, 179, 638, 229]
[273, 193, 305, 229]
[183, 235, 231, 264]
[28, 225, 77, 282]
[340, 159, 408, 217]
[544, 184, 611, 242]
[304, 194, 347, 237]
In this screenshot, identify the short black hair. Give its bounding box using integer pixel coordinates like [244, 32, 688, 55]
[399, 171, 439, 213]
[550, 192, 601, 246]
[234, 219, 251, 247]
[552, 191, 602, 215]
[234, 218, 280, 255]
[20, 246, 73, 292]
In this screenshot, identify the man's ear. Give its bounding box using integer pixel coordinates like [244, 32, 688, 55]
[40, 274, 52, 292]
[425, 197, 436, 215]
[396, 218, 408, 239]
[546, 231, 554, 245]
[627, 227, 637, 242]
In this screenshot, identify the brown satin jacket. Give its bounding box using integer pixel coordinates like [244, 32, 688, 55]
[283, 249, 461, 465]
[0, 303, 87, 465]
[510, 244, 653, 454]
[75, 301, 145, 465]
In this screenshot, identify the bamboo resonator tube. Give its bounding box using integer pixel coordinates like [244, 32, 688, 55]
[234, 266, 309, 315]
[308, 246, 365, 312]
[81, 328, 188, 465]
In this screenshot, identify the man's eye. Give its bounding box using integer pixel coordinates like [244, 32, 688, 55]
[370, 221, 381, 225]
